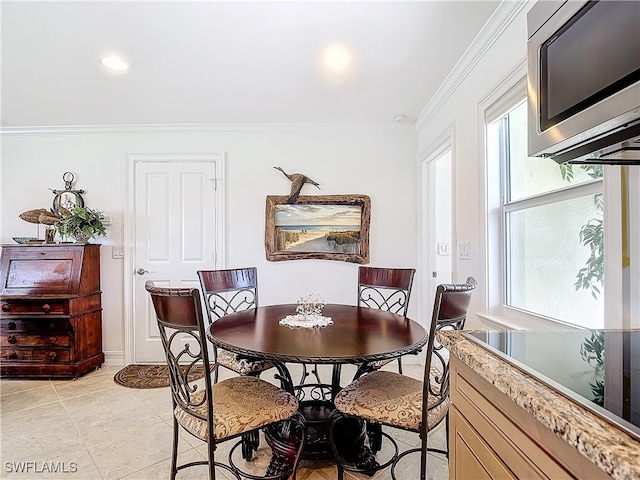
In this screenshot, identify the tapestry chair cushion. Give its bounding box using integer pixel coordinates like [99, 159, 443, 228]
[334, 370, 449, 432]
[174, 376, 299, 441]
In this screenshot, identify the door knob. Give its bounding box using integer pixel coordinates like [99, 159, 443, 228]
[136, 268, 149, 276]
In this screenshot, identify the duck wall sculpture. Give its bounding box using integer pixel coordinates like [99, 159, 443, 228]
[274, 166, 320, 203]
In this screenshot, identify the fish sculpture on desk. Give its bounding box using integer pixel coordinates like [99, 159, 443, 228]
[19, 208, 52, 223]
[19, 208, 61, 225]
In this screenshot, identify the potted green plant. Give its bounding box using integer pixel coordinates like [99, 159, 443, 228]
[55, 206, 107, 243]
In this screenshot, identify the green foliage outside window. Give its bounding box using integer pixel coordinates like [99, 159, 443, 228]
[560, 165, 604, 299]
[564, 164, 606, 405]
[580, 329, 605, 406]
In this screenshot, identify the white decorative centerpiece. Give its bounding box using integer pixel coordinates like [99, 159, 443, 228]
[279, 293, 333, 328]
[295, 293, 326, 316]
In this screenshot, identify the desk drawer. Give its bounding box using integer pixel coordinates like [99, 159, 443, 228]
[1, 333, 70, 347]
[1, 348, 71, 363]
[1, 318, 70, 334]
[1, 299, 68, 315]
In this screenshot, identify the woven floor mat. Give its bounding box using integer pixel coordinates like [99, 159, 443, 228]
[113, 364, 210, 389]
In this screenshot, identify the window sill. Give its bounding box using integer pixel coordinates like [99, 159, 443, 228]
[475, 312, 584, 331]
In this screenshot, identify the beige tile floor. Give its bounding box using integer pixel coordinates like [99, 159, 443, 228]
[0, 363, 448, 480]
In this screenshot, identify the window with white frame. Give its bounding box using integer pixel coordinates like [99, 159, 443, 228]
[487, 96, 604, 329]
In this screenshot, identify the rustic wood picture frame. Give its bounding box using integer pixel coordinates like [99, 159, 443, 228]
[265, 194, 370, 264]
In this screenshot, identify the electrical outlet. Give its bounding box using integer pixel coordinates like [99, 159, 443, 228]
[112, 246, 124, 259]
[459, 241, 470, 260]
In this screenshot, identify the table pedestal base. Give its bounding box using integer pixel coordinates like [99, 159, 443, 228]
[264, 400, 378, 476]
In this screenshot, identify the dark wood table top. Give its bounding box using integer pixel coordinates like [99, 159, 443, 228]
[208, 303, 427, 364]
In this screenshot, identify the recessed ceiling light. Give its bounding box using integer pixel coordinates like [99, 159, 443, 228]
[100, 55, 130, 71]
[322, 44, 351, 73]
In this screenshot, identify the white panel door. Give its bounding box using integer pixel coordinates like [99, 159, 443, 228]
[132, 158, 220, 363]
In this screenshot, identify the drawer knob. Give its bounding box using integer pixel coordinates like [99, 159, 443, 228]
[48, 323, 56, 330]
[49, 337, 57, 345]
[42, 304, 51, 312]
[8, 335, 17, 344]
[8, 321, 16, 330]
[49, 351, 57, 361]
[1, 303, 10, 312]
[8, 350, 17, 360]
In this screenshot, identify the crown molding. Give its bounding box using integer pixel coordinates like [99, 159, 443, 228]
[415, 0, 531, 133]
[0, 122, 417, 137]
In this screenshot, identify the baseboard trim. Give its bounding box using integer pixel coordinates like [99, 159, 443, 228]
[103, 351, 125, 367]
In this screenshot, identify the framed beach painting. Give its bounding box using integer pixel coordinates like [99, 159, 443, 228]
[265, 194, 370, 264]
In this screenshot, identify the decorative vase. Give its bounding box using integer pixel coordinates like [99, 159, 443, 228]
[72, 231, 91, 244]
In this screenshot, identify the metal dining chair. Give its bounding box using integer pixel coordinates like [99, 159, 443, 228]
[296, 266, 416, 399]
[328, 277, 477, 480]
[198, 268, 274, 383]
[198, 268, 276, 460]
[342, 266, 416, 455]
[145, 281, 306, 480]
[357, 266, 416, 374]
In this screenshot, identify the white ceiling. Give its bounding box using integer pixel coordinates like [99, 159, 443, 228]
[1, 1, 501, 128]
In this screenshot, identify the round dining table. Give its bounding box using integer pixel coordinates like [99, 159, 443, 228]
[208, 303, 427, 474]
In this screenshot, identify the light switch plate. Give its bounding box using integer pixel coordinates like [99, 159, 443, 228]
[459, 241, 470, 260]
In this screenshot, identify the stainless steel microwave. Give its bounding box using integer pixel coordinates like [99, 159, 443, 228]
[527, 0, 640, 164]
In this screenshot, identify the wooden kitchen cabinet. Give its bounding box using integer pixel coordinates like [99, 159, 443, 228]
[0, 244, 104, 378]
[449, 356, 610, 480]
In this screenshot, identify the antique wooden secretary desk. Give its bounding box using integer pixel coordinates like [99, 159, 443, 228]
[0, 244, 104, 378]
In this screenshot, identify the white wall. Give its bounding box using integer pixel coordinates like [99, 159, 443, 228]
[0, 125, 418, 364]
[416, 1, 533, 329]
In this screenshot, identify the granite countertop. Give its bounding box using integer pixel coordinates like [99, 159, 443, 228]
[439, 330, 640, 480]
